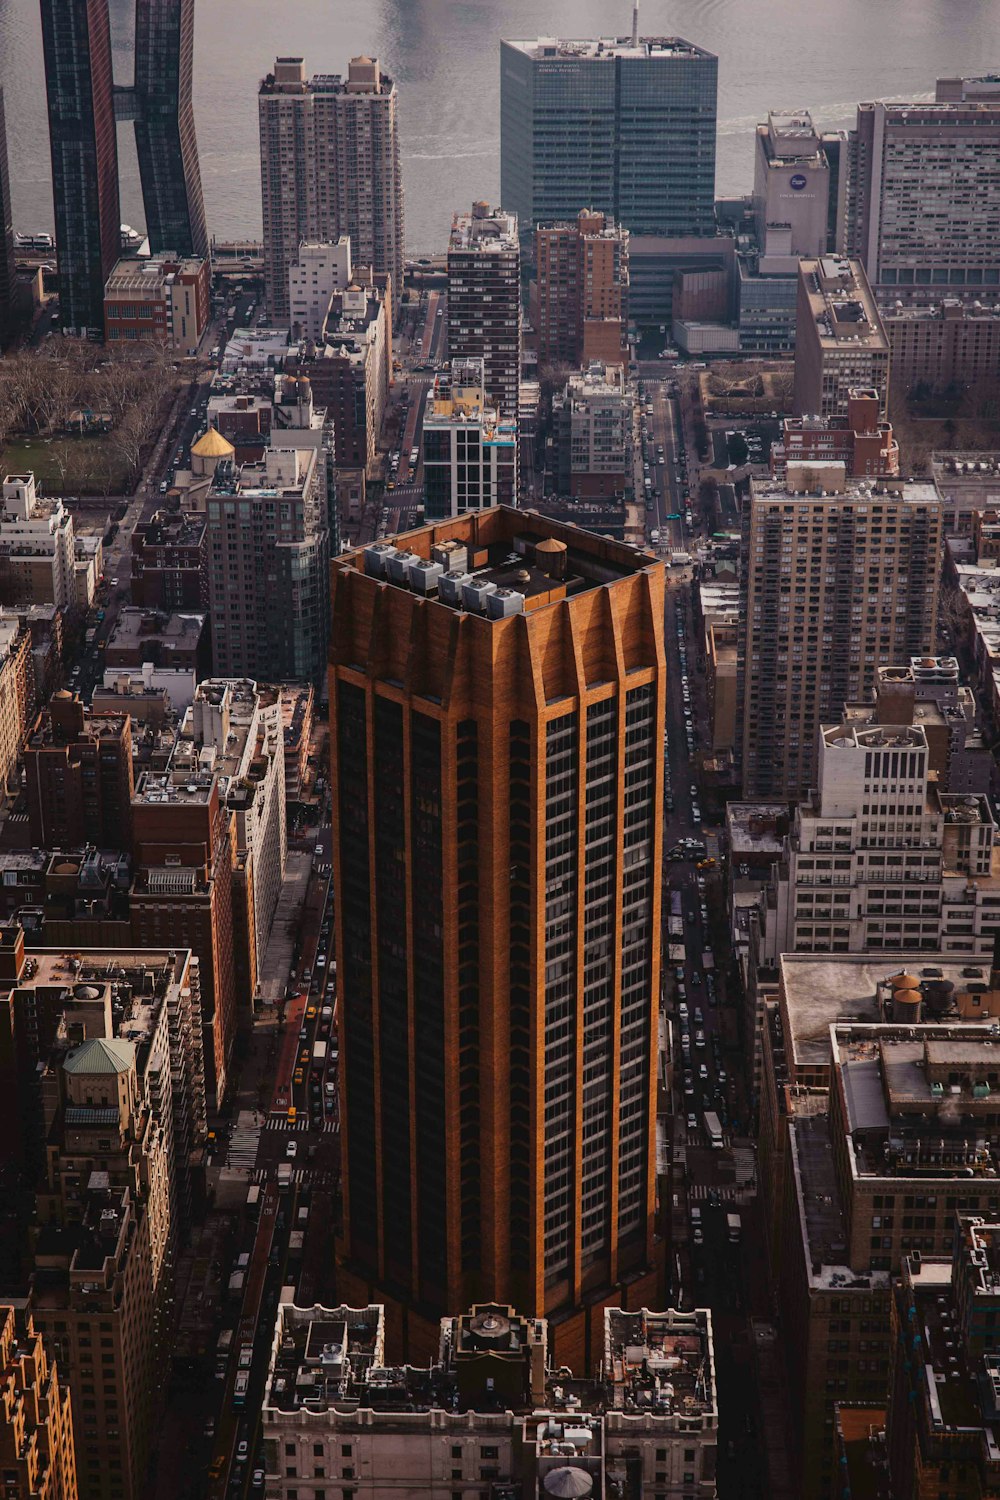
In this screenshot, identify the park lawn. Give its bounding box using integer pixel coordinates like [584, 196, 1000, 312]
[1, 435, 132, 495]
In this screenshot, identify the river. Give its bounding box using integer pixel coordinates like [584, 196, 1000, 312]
[0, 0, 997, 254]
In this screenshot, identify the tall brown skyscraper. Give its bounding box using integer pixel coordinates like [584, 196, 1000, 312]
[330, 509, 665, 1367]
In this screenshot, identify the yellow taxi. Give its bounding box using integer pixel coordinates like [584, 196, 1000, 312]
[293, 1067, 303, 1086]
[306, 1005, 316, 1020]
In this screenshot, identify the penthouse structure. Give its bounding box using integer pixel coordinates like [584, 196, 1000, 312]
[794, 258, 890, 418]
[770, 389, 898, 481]
[736, 465, 942, 799]
[258, 56, 403, 319]
[206, 447, 330, 687]
[262, 1301, 717, 1497]
[535, 211, 629, 371]
[448, 204, 521, 422]
[0, 1301, 77, 1500]
[330, 510, 665, 1361]
[757, 958, 1000, 1499]
[421, 360, 517, 521]
[500, 35, 718, 238]
[846, 99, 1000, 302]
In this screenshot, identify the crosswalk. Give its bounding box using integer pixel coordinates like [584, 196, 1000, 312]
[265, 1114, 340, 1134]
[226, 1110, 262, 1171]
[264, 1115, 340, 1134]
[688, 1182, 757, 1204]
[248, 1165, 336, 1188]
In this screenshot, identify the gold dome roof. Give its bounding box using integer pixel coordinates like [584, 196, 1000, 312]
[191, 425, 234, 458]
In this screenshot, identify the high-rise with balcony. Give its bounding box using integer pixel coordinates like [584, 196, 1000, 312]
[447, 204, 521, 423]
[258, 56, 403, 321]
[501, 35, 717, 237]
[0, 1302, 77, 1500]
[737, 463, 942, 800]
[330, 509, 665, 1365]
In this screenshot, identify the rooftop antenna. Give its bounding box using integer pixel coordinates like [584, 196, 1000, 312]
[630, 0, 640, 46]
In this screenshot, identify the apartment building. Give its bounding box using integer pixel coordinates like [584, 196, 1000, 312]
[288, 276, 390, 479]
[535, 210, 629, 371]
[205, 447, 330, 687]
[870, 657, 992, 795]
[763, 718, 1000, 961]
[794, 258, 890, 418]
[103, 253, 210, 354]
[23, 694, 133, 852]
[0, 933, 205, 1500]
[886, 1226, 1000, 1498]
[448, 204, 521, 422]
[330, 510, 665, 1364]
[0, 475, 77, 612]
[552, 362, 630, 498]
[846, 100, 1000, 302]
[0, 1301, 77, 1500]
[884, 298, 1000, 397]
[421, 360, 517, 520]
[176, 679, 286, 1006]
[770, 389, 898, 481]
[758, 956, 1000, 1499]
[130, 770, 235, 1109]
[500, 35, 717, 238]
[262, 1301, 717, 1498]
[0, 618, 32, 806]
[287, 237, 352, 342]
[129, 511, 207, 612]
[736, 464, 942, 800]
[258, 56, 402, 319]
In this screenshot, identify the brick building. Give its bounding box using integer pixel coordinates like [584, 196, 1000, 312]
[103, 254, 210, 353]
[23, 694, 133, 852]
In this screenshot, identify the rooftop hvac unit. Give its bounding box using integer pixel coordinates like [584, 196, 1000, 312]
[438, 571, 471, 606]
[364, 542, 398, 578]
[462, 578, 497, 613]
[409, 559, 444, 594]
[385, 549, 419, 584]
[485, 587, 525, 619]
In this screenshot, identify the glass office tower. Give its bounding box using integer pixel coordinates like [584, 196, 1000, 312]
[501, 35, 717, 237]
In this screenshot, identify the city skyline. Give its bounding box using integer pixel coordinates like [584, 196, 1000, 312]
[2, 5, 1000, 1498]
